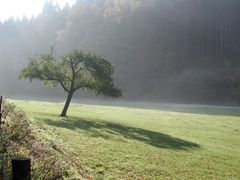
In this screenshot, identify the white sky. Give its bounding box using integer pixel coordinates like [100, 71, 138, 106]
[0, 0, 76, 21]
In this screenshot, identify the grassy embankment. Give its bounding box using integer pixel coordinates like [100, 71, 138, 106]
[12, 99, 240, 179]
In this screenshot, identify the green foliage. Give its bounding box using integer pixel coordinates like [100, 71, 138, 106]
[19, 48, 122, 97]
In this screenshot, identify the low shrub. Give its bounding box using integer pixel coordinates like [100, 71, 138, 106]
[0, 100, 83, 179]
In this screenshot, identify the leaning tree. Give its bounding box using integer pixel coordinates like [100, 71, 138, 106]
[19, 47, 122, 117]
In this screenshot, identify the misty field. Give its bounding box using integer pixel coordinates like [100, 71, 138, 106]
[12, 100, 240, 179]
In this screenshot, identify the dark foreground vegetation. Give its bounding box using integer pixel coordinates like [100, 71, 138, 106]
[0, 0, 240, 104]
[0, 100, 82, 179]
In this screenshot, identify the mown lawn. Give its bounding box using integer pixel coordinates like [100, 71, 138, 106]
[12, 99, 240, 179]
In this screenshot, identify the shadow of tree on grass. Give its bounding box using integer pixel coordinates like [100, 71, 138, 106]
[40, 116, 200, 150]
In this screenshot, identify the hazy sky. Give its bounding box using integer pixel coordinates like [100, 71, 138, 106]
[0, 0, 76, 21]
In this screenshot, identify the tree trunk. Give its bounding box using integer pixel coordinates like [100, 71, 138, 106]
[60, 91, 74, 117]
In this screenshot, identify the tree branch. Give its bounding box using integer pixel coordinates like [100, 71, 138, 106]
[59, 81, 70, 93]
[75, 65, 86, 74]
[40, 70, 70, 93]
[46, 77, 70, 93]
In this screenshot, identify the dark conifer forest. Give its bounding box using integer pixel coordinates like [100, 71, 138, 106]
[1, 0, 240, 104]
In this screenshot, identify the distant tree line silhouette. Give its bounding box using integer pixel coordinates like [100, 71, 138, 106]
[0, 0, 240, 104]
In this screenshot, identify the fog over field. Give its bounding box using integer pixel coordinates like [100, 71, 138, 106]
[1, 0, 240, 105]
[1, 2, 240, 178]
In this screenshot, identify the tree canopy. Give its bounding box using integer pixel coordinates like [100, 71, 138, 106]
[19, 48, 122, 116]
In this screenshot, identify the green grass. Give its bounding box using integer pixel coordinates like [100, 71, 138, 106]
[11, 99, 240, 179]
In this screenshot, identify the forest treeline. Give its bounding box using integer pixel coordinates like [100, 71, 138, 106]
[0, 0, 240, 104]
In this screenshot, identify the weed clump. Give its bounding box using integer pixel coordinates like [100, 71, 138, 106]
[0, 100, 82, 179]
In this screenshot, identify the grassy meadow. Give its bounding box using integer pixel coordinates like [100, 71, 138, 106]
[11, 99, 240, 179]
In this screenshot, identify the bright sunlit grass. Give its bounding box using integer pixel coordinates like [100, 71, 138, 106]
[12, 99, 240, 179]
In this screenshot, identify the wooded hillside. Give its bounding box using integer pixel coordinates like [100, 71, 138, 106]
[0, 0, 240, 104]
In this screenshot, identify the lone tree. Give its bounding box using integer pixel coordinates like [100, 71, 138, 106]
[19, 48, 122, 117]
